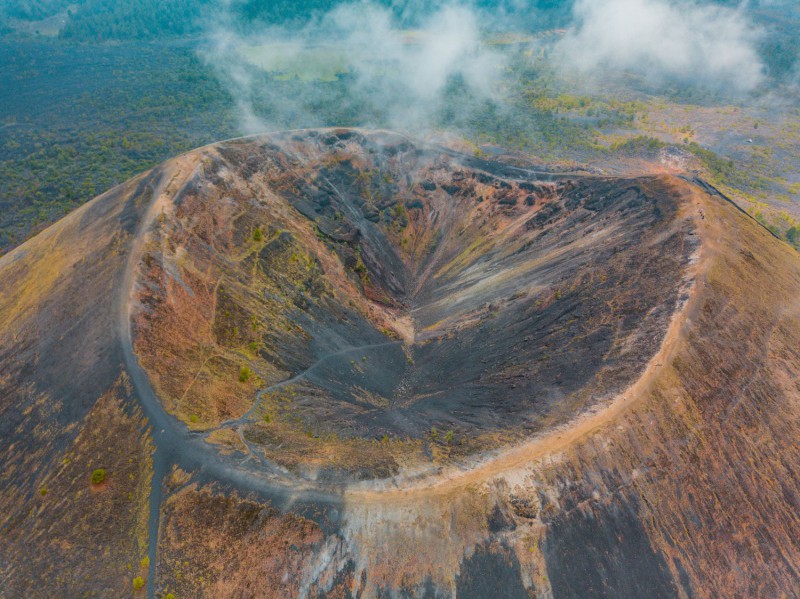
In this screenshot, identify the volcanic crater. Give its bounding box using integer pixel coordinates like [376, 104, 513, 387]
[131, 129, 697, 481]
[6, 126, 800, 597]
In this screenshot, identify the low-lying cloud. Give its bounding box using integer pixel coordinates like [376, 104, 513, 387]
[200, 2, 507, 134]
[200, 0, 773, 137]
[554, 0, 765, 93]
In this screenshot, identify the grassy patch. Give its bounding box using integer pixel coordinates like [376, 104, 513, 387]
[238, 366, 253, 383]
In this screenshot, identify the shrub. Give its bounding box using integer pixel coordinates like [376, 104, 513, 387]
[238, 366, 253, 383]
[444, 430, 455, 444]
[132, 576, 145, 590]
[91, 469, 106, 485]
[253, 227, 263, 242]
[608, 135, 665, 157]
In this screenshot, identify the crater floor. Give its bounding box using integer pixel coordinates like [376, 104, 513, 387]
[131, 129, 696, 481]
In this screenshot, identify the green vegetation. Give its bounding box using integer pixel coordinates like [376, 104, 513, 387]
[0, 0, 73, 21]
[0, 39, 235, 253]
[90, 468, 106, 484]
[132, 576, 145, 591]
[59, 0, 365, 41]
[607, 135, 666, 156]
[1, 0, 556, 42]
[1, 6, 798, 256]
[62, 0, 206, 40]
[685, 142, 736, 182]
[354, 256, 368, 277]
[238, 366, 253, 383]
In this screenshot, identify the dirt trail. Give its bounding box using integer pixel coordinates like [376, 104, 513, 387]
[207, 339, 403, 433]
[116, 157, 184, 599]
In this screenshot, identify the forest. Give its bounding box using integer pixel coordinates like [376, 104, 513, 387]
[0, 0, 799, 254]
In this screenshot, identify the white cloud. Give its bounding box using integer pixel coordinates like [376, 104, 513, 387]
[555, 0, 764, 93]
[201, 1, 507, 134]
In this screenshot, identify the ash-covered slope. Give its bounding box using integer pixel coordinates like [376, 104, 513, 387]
[132, 130, 695, 481]
[1, 129, 799, 598]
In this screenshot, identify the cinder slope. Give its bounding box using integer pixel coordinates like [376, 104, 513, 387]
[0, 167, 167, 596]
[0, 129, 798, 598]
[130, 131, 696, 481]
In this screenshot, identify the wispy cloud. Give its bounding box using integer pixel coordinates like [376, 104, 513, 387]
[554, 0, 765, 93]
[199, 0, 773, 137]
[200, 2, 507, 134]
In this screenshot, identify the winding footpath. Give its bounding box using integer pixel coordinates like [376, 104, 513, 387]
[209, 340, 403, 433]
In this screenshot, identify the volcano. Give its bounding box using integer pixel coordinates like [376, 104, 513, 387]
[2, 129, 799, 598]
[130, 130, 696, 481]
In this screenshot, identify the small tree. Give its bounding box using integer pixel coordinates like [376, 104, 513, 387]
[91, 469, 106, 485]
[132, 576, 145, 590]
